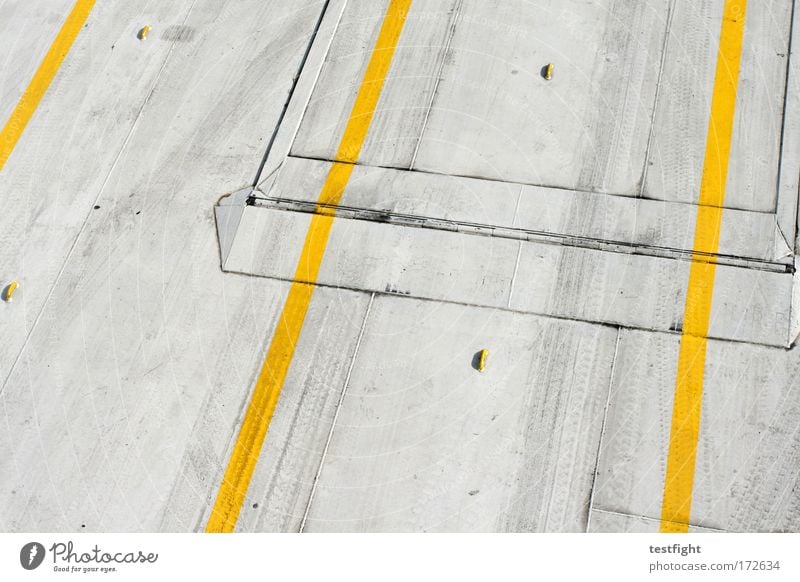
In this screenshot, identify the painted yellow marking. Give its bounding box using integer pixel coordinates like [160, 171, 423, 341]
[0, 0, 96, 172]
[206, 0, 413, 533]
[660, 0, 747, 533]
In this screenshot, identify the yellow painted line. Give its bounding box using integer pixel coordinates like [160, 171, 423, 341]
[660, 0, 747, 533]
[0, 0, 96, 172]
[206, 0, 413, 533]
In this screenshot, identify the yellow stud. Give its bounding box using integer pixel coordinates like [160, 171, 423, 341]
[4, 280, 19, 302]
[138, 25, 151, 40]
[477, 349, 489, 372]
[544, 63, 554, 81]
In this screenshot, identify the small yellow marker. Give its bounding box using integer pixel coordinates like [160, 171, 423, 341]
[4, 281, 19, 302]
[138, 25, 151, 40]
[543, 63, 554, 81]
[477, 349, 489, 372]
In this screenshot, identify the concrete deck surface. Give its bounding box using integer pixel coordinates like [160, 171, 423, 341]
[1, 0, 799, 533]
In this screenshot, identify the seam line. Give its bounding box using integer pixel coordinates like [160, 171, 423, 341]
[299, 292, 374, 532]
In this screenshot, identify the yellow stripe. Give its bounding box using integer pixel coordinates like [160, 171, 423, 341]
[206, 0, 413, 533]
[0, 0, 95, 172]
[660, 0, 747, 533]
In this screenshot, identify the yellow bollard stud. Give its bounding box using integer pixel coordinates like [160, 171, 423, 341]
[478, 349, 489, 372]
[3, 280, 19, 302]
